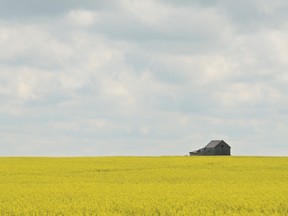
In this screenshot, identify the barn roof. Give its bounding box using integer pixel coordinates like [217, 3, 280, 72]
[204, 140, 230, 148]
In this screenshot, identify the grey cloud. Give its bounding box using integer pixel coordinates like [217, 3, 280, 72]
[0, 0, 116, 18]
[93, 7, 231, 50]
[217, 1, 288, 33]
[218, 2, 273, 32]
[161, 0, 288, 33]
[159, 0, 218, 7]
[1, 0, 288, 156]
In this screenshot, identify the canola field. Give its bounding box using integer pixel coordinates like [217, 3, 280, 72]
[0, 156, 287, 215]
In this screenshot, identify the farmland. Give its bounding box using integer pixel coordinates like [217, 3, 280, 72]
[0, 157, 287, 215]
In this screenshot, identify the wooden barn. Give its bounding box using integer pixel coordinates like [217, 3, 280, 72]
[189, 140, 231, 156]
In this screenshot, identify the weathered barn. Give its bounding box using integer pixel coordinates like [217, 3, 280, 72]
[189, 140, 231, 156]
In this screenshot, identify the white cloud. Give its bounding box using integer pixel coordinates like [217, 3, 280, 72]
[0, 0, 288, 156]
[0, 66, 58, 101]
[66, 10, 98, 27]
[121, 0, 172, 25]
[214, 81, 284, 108]
[256, 0, 286, 15]
[0, 22, 72, 64]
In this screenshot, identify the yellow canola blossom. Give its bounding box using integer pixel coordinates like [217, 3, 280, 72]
[0, 156, 287, 215]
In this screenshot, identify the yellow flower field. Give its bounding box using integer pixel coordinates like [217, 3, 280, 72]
[0, 157, 287, 215]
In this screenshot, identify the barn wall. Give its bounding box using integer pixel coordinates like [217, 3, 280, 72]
[190, 148, 230, 156]
[214, 145, 230, 155]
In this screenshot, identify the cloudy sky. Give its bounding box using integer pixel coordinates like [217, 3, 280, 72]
[1, 0, 288, 156]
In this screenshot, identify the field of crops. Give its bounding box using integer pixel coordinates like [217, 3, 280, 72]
[0, 156, 287, 215]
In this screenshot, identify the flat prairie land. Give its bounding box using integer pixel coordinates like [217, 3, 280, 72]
[0, 156, 287, 215]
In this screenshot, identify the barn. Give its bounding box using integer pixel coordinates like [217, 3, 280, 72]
[189, 140, 231, 156]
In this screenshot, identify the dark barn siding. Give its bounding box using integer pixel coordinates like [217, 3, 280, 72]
[189, 140, 231, 156]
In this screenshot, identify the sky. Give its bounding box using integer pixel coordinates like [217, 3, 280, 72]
[0, 0, 288, 156]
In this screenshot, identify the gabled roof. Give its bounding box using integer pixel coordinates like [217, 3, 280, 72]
[204, 140, 230, 148]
